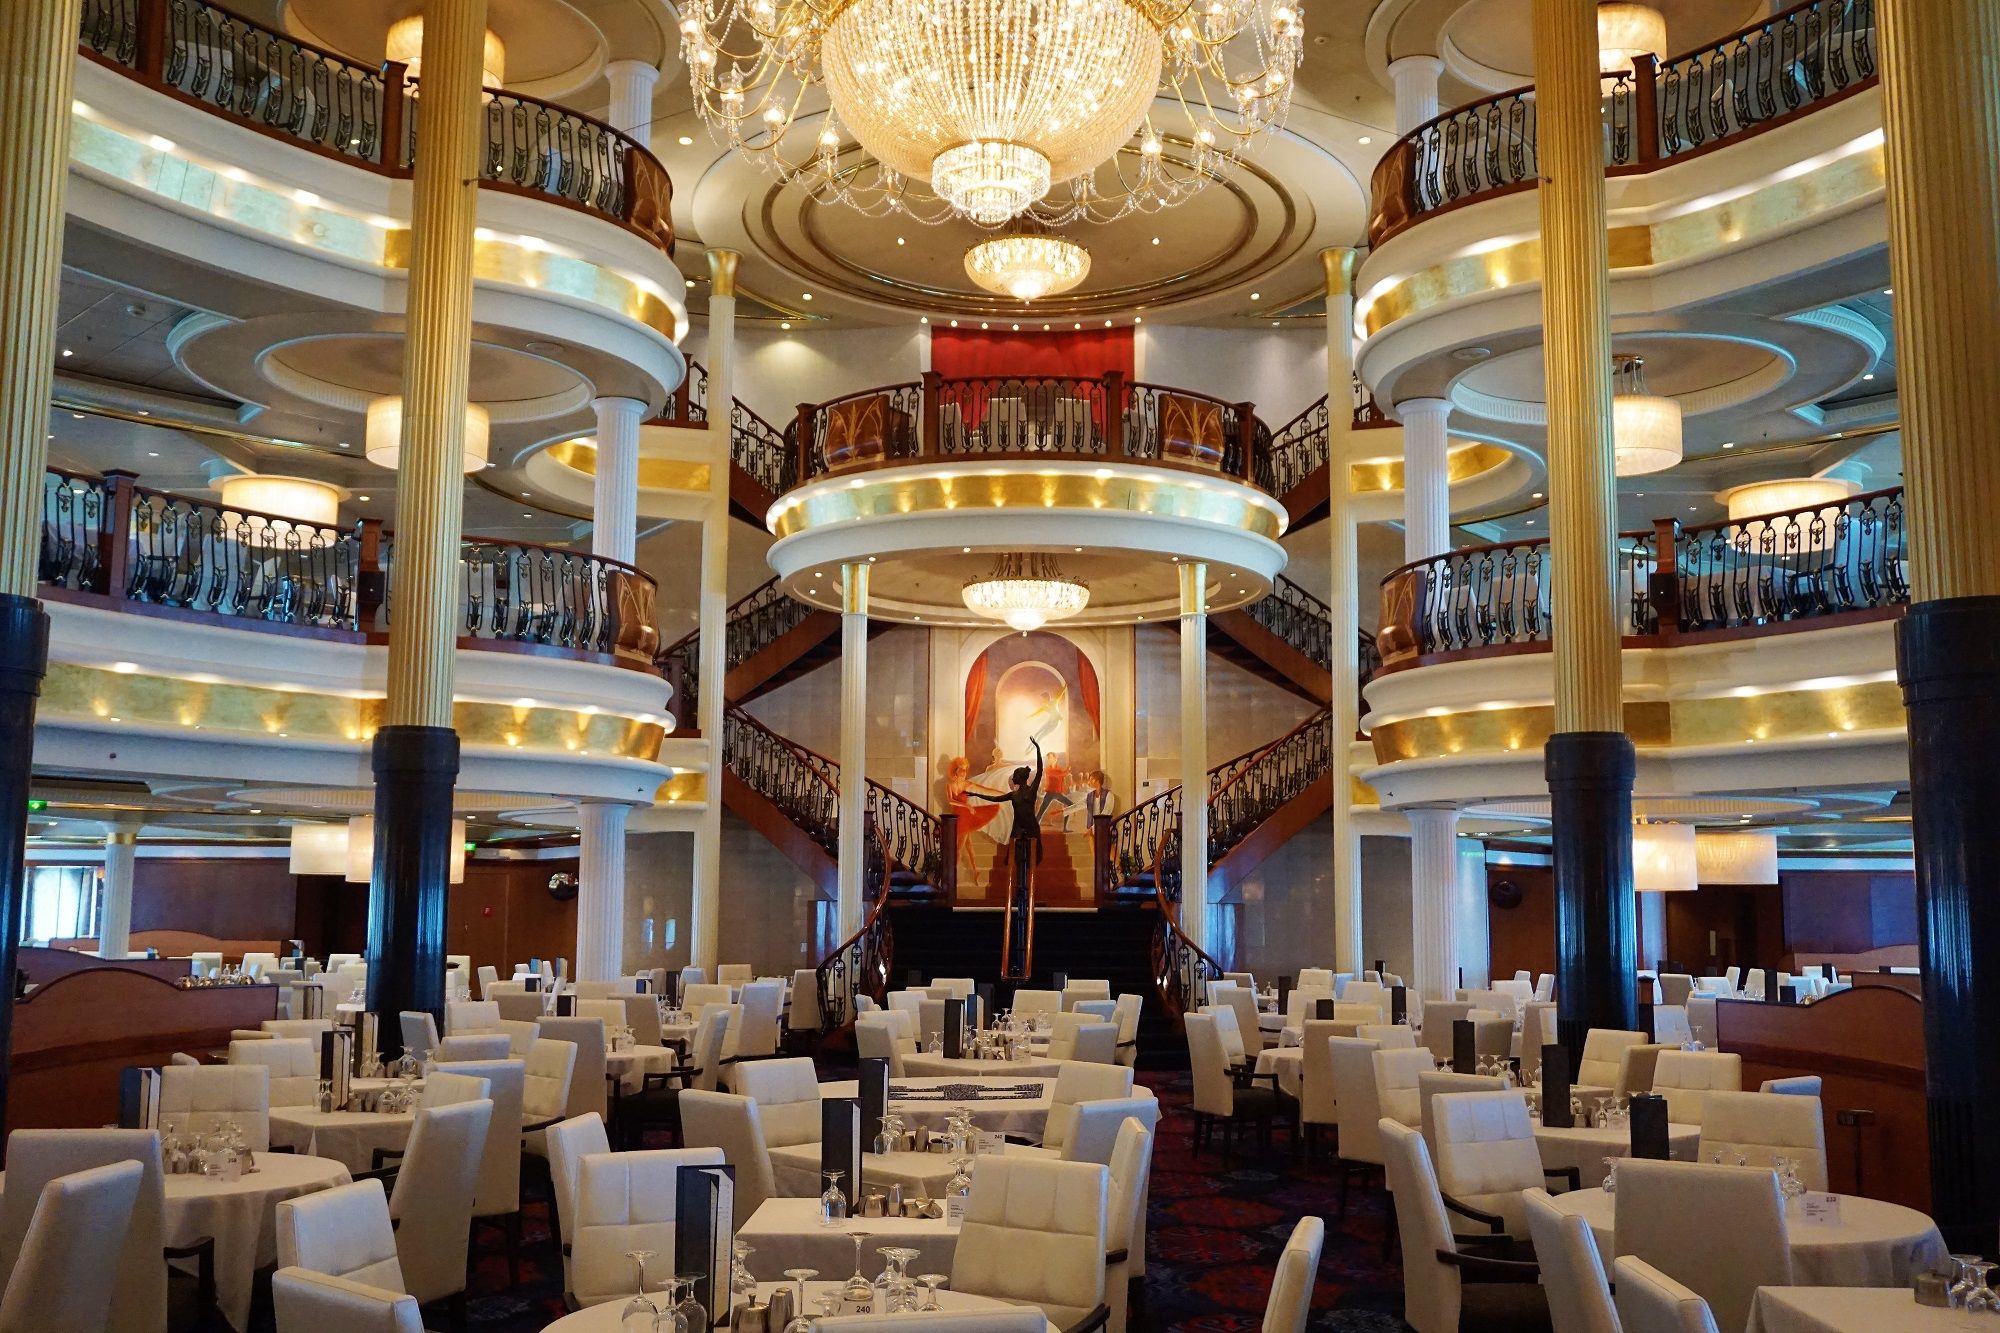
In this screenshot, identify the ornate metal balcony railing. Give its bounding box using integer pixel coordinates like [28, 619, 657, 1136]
[724, 708, 841, 857]
[1242, 574, 1334, 669]
[656, 576, 824, 713]
[437, 538, 656, 661]
[815, 828, 893, 1032]
[1254, 387, 1403, 505]
[655, 359, 709, 427]
[1206, 710, 1333, 864]
[786, 373, 1272, 494]
[77, 0, 673, 254]
[1098, 784, 1181, 897]
[1375, 486, 1909, 671]
[731, 401, 794, 498]
[1367, 0, 1877, 245]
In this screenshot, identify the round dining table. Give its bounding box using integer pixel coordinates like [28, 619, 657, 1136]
[542, 1281, 1059, 1330]
[1747, 1287, 1991, 1332]
[901, 1054, 1062, 1079]
[817, 1076, 1063, 1139]
[268, 1106, 413, 1174]
[1531, 1121, 1702, 1188]
[735, 1199, 963, 1282]
[1550, 1187, 1948, 1288]
[168, 1152, 352, 1331]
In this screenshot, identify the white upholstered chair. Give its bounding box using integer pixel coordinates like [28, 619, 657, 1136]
[263, 1017, 334, 1042]
[1651, 1005, 1694, 1048]
[682, 983, 733, 1015]
[1260, 1216, 1324, 1333]
[385, 1098, 492, 1310]
[1379, 1119, 1545, 1333]
[0, 1129, 167, 1333]
[1204, 1004, 1250, 1069]
[1357, 1023, 1417, 1049]
[1419, 1002, 1471, 1063]
[731, 1057, 824, 1196]
[160, 1063, 272, 1152]
[398, 1012, 439, 1062]
[1697, 1090, 1828, 1190]
[544, 1113, 611, 1281]
[1650, 1050, 1742, 1126]
[1111, 994, 1143, 1067]
[569, 1147, 727, 1306]
[0, 1160, 146, 1333]
[1042, 1060, 1135, 1154]
[1613, 1255, 1723, 1333]
[1371, 1046, 1434, 1128]
[1428, 1089, 1566, 1243]
[1328, 1037, 1386, 1208]
[951, 1155, 1109, 1330]
[521, 1037, 580, 1157]
[230, 1037, 319, 1108]
[735, 979, 786, 1059]
[677, 1090, 774, 1226]
[536, 1017, 609, 1120]
[429, 1059, 526, 1270]
[1612, 1158, 1790, 1333]
[1521, 1189, 1617, 1333]
[1047, 1013, 1119, 1064]
[855, 1011, 917, 1077]
[1759, 1075, 1823, 1096]
[717, 964, 754, 985]
[1011, 988, 1063, 1020]
[446, 1001, 502, 1036]
[1103, 1117, 1153, 1333]
[437, 1034, 511, 1062]
[277, 1178, 403, 1291]
[1577, 1029, 1648, 1092]
[1215, 986, 1267, 1054]
[1185, 1013, 1285, 1154]
[271, 1268, 422, 1333]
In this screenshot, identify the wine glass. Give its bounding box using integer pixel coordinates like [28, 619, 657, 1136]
[819, 1169, 847, 1225]
[729, 1240, 758, 1308]
[880, 1246, 922, 1312]
[844, 1233, 875, 1306]
[917, 1274, 949, 1311]
[780, 1268, 818, 1333]
[1964, 1260, 1999, 1311]
[653, 1280, 690, 1333]
[1601, 1158, 1618, 1194]
[671, 1272, 706, 1331]
[1951, 1255, 1985, 1307]
[620, 1251, 659, 1333]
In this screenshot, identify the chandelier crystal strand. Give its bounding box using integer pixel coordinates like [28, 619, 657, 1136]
[962, 553, 1091, 632]
[681, 0, 1302, 224]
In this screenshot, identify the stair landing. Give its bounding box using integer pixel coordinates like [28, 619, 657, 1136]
[955, 831, 1095, 908]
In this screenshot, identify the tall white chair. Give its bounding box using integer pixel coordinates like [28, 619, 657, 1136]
[1522, 1189, 1618, 1333]
[1186, 1013, 1284, 1155]
[385, 1098, 492, 1312]
[536, 1017, 609, 1120]
[476, 966, 501, 1000]
[1577, 1029, 1648, 1092]
[683, 983, 733, 1015]
[951, 1156, 1109, 1329]
[241, 952, 280, 979]
[277, 1179, 404, 1291]
[1419, 1001, 1472, 1063]
[1698, 1091, 1828, 1190]
[1059, 1096, 1161, 1169]
[1429, 1089, 1564, 1242]
[785, 969, 821, 1041]
[930, 977, 976, 1000]
[271, 1269, 422, 1333]
[1379, 1120, 1544, 1333]
[717, 964, 754, 985]
[398, 1012, 439, 1062]
[1297, 1019, 1350, 1154]
[1340, 980, 1389, 1021]
[230, 1037, 319, 1108]
[1535, 973, 1555, 1001]
[1103, 1118, 1153, 1333]
[730, 1058, 824, 1196]
[521, 1037, 580, 1157]
[446, 1001, 502, 1036]
[1224, 971, 1257, 990]
[1260, 1216, 1325, 1333]
[545, 1114, 610, 1282]
[1613, 1158, 1791, 1333]
[678, 1090, 775, 1226]
[1759, 1075, 1823, 1096]
[1297, 968, 1334, 991]
[1650, 1051, 1742, 1126]
[160, 1063, 272, 1152]
[190, 951, 224, 979]
[1011, 988, 1062, 1020]
[1042, 1061, 1135, 1151]
[1216, 986, 1267, 1054]
[1112, 994, 1143, 1067]
[1046, 1012, 1117, 1063]
[1204, 1004, 1250, 1070]
[1328, 1037, 1386, 1209]
[429, 1059, 527, 1275]
[569, 1147, 726, 1306]
[0, 1160, 145, 1333]
[855, 1011, 916, 1077]
[1613, 1256, 1723, 1333]
[1371, 1046, 1435, 1128]
[437, 1034, 510, 1063]
[735, 979, 785, 1059]
[0, 1129, 167, 1333]
[571, 982, 623, 1001]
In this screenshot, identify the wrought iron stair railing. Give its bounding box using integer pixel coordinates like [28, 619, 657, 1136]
[658, 578, 825, 718]
[1146, 821, 1223, 1027]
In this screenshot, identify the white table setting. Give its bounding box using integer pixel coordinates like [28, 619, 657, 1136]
[768, 1146, 962, 1200]
[267, 1106, 413, 1173]
[901, 1053, 1062, 1079]
[737, 1200, 963, 1281]
[1747, 1286, 1996, 1332]
[817, 1076, 1060, 1139]
[542, 1280, 1058, 1331]
[1253, 1045, 1304, 1099]
[1551, 1186, 1948, 1288]
[167, 1151, 352, 1330]
[1531, 1121, 1702, 1188]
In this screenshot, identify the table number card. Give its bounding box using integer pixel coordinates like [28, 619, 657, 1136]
[674, 1163, 736, 1331]
[1391, 985, 1408, 1025]
[943, 998, 964, 1059]
[1541, 1043, 1574, 1128]
[822, 1097, 862, 1208]
[1451, 1019, 1476, 1074]
[976, 1130, 1004, 1155]
[1798, 1193, 1842, 1225]
[858, 1057, 889, 1152]
[1628, 1093, 1670, 1160]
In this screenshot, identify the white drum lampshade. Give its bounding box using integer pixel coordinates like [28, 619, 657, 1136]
[1632, 821, 1697, 892]
[365, 397, 491, 473]
[288, 822, 350, 875]
[1597, 2, 1667, 73]
[1695, 830, 1779, 885]
[384, 15, 508, 86]
[219, 475, 343, 527]
[344, 815, 467, 884]
[1612, 355, 1683, 476]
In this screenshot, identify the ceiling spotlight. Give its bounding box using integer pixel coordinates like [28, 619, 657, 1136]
[801, 292, 813, 301]
[678, 134, 694, 145]
[1358, 135, 1372, 145]
[920, 316, 929, 324]
[780, 321, 792, 330]
[1249, 292, 1260, 301]
[1150, 237, 1161, 246]
[896, 237, 906, 246]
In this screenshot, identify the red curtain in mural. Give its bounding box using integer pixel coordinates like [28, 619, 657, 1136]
[930, 327, 1135, 381]
[964, 654, 988, 748]
[1077, 652, 1100, 730]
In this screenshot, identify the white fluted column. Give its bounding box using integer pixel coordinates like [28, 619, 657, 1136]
[576, 801, 629, 980]
[1409, 808, 1460, 999]
[603, 60, 660, 147]
[1398, 398, 1453, 562]
[1389, 55, 1444, 134]
[1179, 562, 1210, 955]
[692, 250, 738, 972]
[98, 822, 138, 958]
[590, 396, 645, 564]
[836, 563, 870, 939]
[1323, 247, 1365, 973]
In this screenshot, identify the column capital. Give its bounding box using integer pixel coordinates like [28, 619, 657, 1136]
[1319, 247, 1362, 298]
[603, 58, 661, 85]
[707, 249, 742, 298]
[841, 560, 870, 614]
[591, 394, 649, 418]
[1178, 560, 1208, 617]
[1395, 397, 1453, 423]
[1387, 53, 1445, 79]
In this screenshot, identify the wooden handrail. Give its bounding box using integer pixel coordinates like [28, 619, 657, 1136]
[1208, 708, 1331, 804]
[656, 574, 787, 663]
[815, 823, 894, 971]
[126, 480, 360, 540]
[1379, 527, 1653, 587]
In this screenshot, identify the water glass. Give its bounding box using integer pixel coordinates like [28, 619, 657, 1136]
[819, 1170, 847, 1225]
[621, 1250, 659, 1333]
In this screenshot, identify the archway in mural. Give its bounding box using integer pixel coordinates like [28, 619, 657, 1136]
[947, 632, 1104, 907]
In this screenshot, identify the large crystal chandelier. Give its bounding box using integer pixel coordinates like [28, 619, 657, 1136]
[962, 553, 1091, 632]
[679, 0, 1303, 225]
[965, 230, 1092, 301]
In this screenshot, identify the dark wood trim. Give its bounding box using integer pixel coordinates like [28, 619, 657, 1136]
[1208, 609, 1334, 706]
[38, 585, 369, 644]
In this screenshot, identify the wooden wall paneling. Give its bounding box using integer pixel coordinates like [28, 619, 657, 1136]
[17, 946, 186, 987]
[1485, 864, 1556, 983]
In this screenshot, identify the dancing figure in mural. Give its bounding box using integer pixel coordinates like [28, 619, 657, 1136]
[966, 737, 1044, 971]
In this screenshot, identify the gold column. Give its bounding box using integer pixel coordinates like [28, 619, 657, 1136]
[0, 0, 83, 595]
[1534, 0, 1622, 734]
[1882, 0, 2000, 601]
[1321, 247, 1365, 974]
[384, 0, 489, 727]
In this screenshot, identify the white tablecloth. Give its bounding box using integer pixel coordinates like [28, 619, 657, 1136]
[1552, 1189, 1948, 1288]
[768, 1146, 961, 1201]
[1748, 1287, 1990, 1332]
[606, 1043, 681, 1093]
[166, 1153, 351, 1330]
[1253, 1047, 1304, 1099]
[1532, 1122, 1702, 1188]
[902, 1055, 1062, 1079]
[269, 1108, 413, 1173]
[737, 1199, 962, 1281]
[543, 1281, 1057, 1330]
[817, 1077, 1058, 1139]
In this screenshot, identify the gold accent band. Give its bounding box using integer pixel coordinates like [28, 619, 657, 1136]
[1350, 440, 1512, 494]
[770, 469, 1288, 542]
[41, 664, 666, 762]
[1179, 560, 1207, 616]
[708, 248, 741, 299]
[1369, 681, 1905, 764]
[1321, 246, 1361, 298]
[842, 561, 871, 615]
[545, 438, 712, 491]
[655, 771, 709, 804]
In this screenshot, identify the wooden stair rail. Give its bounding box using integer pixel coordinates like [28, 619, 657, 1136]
[999, 843, 1036, 982]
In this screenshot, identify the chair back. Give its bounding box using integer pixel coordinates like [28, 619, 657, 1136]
[159, 1063, 271, 1151]
[545, 1113, 611, 1255]
[1284, 987, 1334, 1026]
[951, 1156, 1108, 1326]
[1223, 971, 1256, 990]
[476, 966, 500, 999]
[0, 1129, 165, 1332]
[388, 1098, 493, 1306]
[1064, 1096, 1161, 1166]
[446, 1001, 502, 1036]
[1379, 1119, 1462, 1333]
[679, 965, 709, 989]
[1758, 1075, 1822, 1096]
[241, 952, 280, 979]
[0, 1160, 145, 1333]
[263, 1018, 333, 1041]
[398, 1012, 439, 1061]
[677, 1090, 774, 1225]
[1613, 1255, 1723, 1333]
[916, 997, 949, 1047]
[438, 1034, 512, 1062]
[1112, 994, 1143, 1067]
[572, 981, 621, 1000]
[855, 1014, 913, 1077]
[1261, 1216, 1325, 1333]
[1323, 1037, 1382, 1167]
[1011, 988, 1062, 1019]
[1698, 1091, 1828, 1190]
[570, 1147, 726, 1306]
[536, 1017, 609, 1119]
[271, 1268, 423, 1333]
[1535, 973, 1556, 1000]
[1372, 1046, 1434, 1127]
[230, 1037, 319, 1108]
[787, 969, 821, 1034]
[1617, 1043, 1677, 1099]
[276, 1178, 404, 1291]
[717, 964, 754, 985]
[1185, 1012, 1235, 1118]
[931, 977, 975, 1000]
[1578, 1029, 1647, 1090]
[1299, 1020, 1354, 1128]
[1341, 980, 1389, 1020]
[1062, 982, 1111, 1011]
[1419, 1002, 1471, 1061]
[1429, 1089, 1540, 1239]
[1656, 973, 1696, 1007]
[523, 1037, 580, 1124]
[1651, 1051, 1742, 1125]
[1416, 1071, 1506, 1151]
[1106, 1117, 1152, 1259]
[1216, 987, 1264, 1053]
[691, 1005, 737, 1091]
[1046, 1060, 1135, 1151]
[1203, 1004, 1248, 1067]
[617, 992, 664, 1047]
[1297, 968, 1334, 991]
[1613, 1158, 1790, 1333]
[1521, 1189, 1618, 1333]
[737, 980, 786, 1058]
[1358, 1023, 1415, 1048]
[732, 1058, 823, 1148]
[683, 983, 733, 1013]
[429, 1059, 526, 1215]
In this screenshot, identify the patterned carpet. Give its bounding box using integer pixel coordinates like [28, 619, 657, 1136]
[449, 1070, 1408, 1332]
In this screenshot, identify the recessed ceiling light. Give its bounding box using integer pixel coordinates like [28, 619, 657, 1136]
[1358, 135, 1373, 145]
[1104, 320, 1111, 327]
[1012, 324, 1020, 330]
[1863, 373, 1875, 380]
[147, 451, 158, 457]
[950, 320, 959, 327]
[358, 495, 370, 501]
[981, 323, 989, 329]
[686, 279, 695, 288]
[1532, 491, 1543, 499]
[678, 135, 694, 145]
[801, 292, 812, 301]
[1043, 324, 1050, 330]
[1883, 288, 1893, 295]
[1249, 292, 1260, 301]
[1134, 317, 1141, 324]
[1721, 442, 1735, 449]
[962, 547, 971, 553]
[338, 441, 350, 449]
[1150, 237, 1160, 245]
[1525, 519, 1536, 525]
[521, 491, 530, 498]
[896, 237, 906, 246]
[60, 348, 71, 357]
[1272, 321, 1279, 327]
[149, 134, 175, 151]
[780, 322, 791, 330]
[522, 511, 533, 517]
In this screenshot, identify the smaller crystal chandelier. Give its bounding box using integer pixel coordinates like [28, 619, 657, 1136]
[965, 231, 1092, 303]
[1611, 355, 1683, 476]
[962, 553, 1091, 633]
